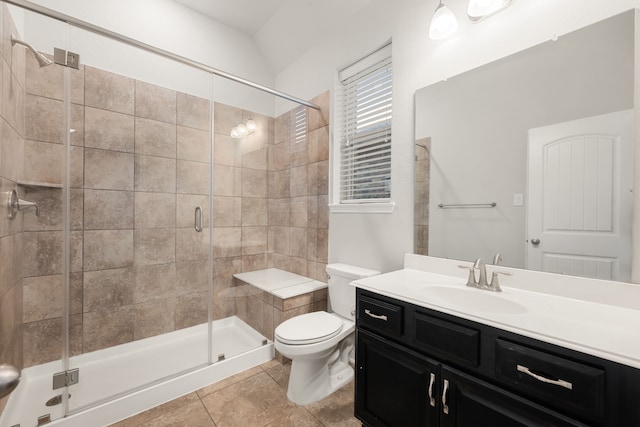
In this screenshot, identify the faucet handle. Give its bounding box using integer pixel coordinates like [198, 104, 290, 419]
[488, 270, 512, 292]
[492, 253, 503, 265]
[458, 265, 478, 287]
[458, 265, 477, 286]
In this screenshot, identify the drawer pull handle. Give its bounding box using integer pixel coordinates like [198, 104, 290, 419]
[428, 372, 436, 407]
[517, 365, 573, 390]
[442, 379, 449, 414]
[364, 309, 387, 321]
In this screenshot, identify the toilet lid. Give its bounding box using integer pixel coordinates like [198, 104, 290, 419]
[275, 311, 343, 345]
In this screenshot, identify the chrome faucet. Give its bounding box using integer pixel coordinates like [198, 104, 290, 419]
[473, 258, 488, 287]
[459, 258, 487, 288]
[459, 258, 511, 292]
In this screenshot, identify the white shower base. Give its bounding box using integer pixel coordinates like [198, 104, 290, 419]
[1, 316, 273, 427]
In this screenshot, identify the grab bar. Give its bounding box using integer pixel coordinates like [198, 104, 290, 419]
[438, 202, 497, 209]
[0, 364, 20, 399]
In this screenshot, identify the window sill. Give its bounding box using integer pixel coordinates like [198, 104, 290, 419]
[329, 202, 395, 214]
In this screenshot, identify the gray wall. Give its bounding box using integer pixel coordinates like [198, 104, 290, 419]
[415, 11, 634, 268]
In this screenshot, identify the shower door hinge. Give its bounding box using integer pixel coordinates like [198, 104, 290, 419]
[52, 368, 79, 390]
[53, 48, 80, 69]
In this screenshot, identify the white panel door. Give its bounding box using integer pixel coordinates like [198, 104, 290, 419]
[527, 110, 633, 281]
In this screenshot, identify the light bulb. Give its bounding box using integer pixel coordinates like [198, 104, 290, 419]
[237, 123, 247, 135]
[245, 119, 257, 132]
[230, 127, 240, 138]
[429, 2, 458, 40]
[467, 0, 512, 21]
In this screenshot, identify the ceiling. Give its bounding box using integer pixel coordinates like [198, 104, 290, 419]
[175, 0, 372, 73]
[174, 0, 288, 36]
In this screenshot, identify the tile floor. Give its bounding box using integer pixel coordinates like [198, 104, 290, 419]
[109, 360, 360, 426]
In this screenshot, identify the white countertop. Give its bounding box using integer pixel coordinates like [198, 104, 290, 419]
[353, 264, 640, 369]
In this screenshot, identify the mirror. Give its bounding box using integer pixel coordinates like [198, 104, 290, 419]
[414, 10, 635, 280]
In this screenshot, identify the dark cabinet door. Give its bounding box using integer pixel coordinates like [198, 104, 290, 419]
[440, 366, 588, 427]
[356, 329, 439, 427]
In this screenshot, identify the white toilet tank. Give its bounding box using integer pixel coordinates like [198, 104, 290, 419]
[326, 263, 380, 319]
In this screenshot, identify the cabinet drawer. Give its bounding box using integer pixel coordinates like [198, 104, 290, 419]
[495, 339, 605, 421]
[413, 312, 480, 367]
[358, 296, 403, 337]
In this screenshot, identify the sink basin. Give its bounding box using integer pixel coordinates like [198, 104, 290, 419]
[420, 286, 527, 314]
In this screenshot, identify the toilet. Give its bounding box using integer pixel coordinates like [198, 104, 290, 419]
[274, 263, 379, 405]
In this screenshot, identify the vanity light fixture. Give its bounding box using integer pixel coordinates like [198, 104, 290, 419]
[230, 119, 257, 139]
[429, 1, 458, 40]
[467, 0, 512, 21]
[428, 0, 514, 40]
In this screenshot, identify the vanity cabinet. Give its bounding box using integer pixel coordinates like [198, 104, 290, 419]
[439, 366, 586, 427]
[356, 329, 439, 426]
[355, 289, 640, 427]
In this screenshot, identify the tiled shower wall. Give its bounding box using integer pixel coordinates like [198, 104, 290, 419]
[0, 3, 26, 414]
[22, 58, 212, 366]
[414, 137, 430, 256]
[211, 91, 330, 325]
[19, 49, 331, 369]
[269, 93, 330, 280]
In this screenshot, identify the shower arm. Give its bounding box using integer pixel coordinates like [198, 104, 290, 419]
[11, 34, 53, 67]
[11, 34, 37, 52]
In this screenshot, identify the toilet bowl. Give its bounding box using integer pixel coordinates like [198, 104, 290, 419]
[274, 263, 379, 405]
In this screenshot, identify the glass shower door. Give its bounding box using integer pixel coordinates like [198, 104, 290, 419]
[0, 5, 71, 426]
[61, 24, 213, 414]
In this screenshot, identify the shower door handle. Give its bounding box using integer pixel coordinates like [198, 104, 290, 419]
[0, 364, 20, 399]
[194, 206, 203, 232]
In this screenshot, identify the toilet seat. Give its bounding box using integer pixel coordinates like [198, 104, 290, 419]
[275, 311, 343, 345]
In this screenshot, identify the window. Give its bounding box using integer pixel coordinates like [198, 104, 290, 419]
[337, 43, 392, 206]
[293, 105, 307, 145]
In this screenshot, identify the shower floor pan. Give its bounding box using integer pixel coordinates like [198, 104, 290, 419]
[1, 316, 273, 427]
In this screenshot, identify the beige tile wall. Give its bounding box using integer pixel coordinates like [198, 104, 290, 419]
[212, 103, 268, 319]
[414, 138, 430, 256]
[17, 42, 331, 371]
[236, 284, 327, 346]
[227, 92, 331, 346]
[268, 92, 330, 280]
[0, 4, 26, 415]
[21, 57, 213, 365]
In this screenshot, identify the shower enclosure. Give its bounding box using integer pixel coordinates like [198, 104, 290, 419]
[0, 2, 323, 426]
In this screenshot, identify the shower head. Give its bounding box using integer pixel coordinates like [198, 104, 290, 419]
[11, 34, 53, 68]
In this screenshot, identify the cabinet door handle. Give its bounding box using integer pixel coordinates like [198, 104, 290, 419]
[517, 365, 573, 390]
[364, 309, 387, 321]
[442, 379, 449, 415]
[428, 372, 436, 407]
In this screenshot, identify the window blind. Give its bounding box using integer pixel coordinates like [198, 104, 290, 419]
[293, 105, 307, 145]
[338, 45, 392, 203]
